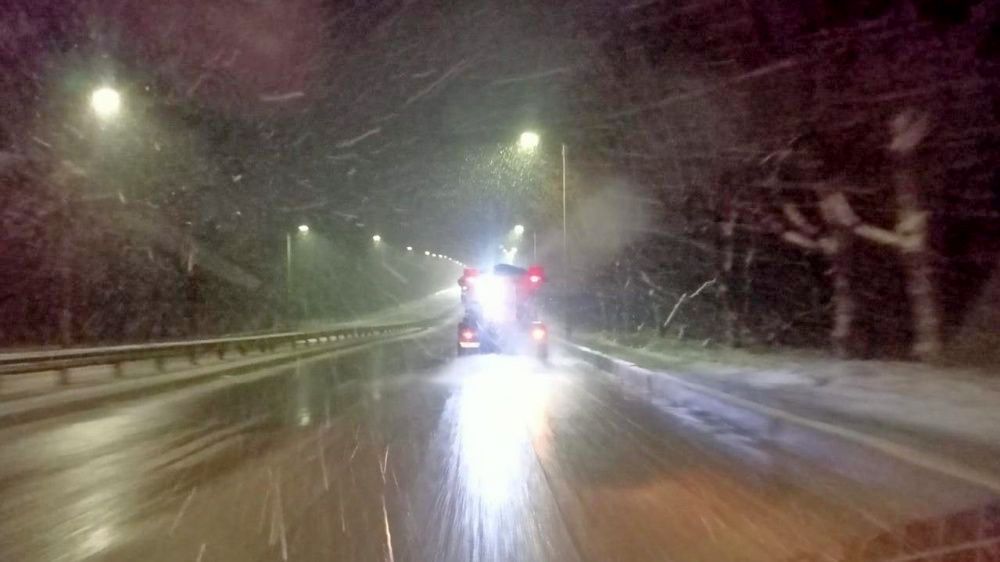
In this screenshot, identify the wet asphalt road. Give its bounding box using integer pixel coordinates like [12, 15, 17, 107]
[1, 326, 996, 562]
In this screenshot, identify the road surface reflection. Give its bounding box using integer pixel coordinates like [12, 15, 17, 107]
[456, 362, 552, 508]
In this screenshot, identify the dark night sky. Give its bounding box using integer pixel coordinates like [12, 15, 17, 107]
[3, 0, 598, 261]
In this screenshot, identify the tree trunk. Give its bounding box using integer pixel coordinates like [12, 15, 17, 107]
[718, 197, 738, 346]
[895, 168, 942, 360]
[740, 244, 757, 345]
[829, 232, 854, 358]
[890, 109, 942, 361]
[57, 201, 74, 347]
[597, 292, 609, 332]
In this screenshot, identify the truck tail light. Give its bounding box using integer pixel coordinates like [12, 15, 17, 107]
[527, 265, 545, 285]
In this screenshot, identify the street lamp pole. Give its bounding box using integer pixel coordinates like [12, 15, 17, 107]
[561, 142, 570, 337]
[519, 132, 570, 335]
[286, 225, 309, 321]
[285, 232, 296, 326]
[285, 232, 293, 306]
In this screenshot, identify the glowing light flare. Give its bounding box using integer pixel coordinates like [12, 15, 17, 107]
[90, 87, 121, 119]
[475, 275, 513, 323]
[531, 326, 547, 341]
[513, 224, 525, 236]
[518, 131, 540, 152]
[297, 224, 310, 233]
[372, 234, 382, 242]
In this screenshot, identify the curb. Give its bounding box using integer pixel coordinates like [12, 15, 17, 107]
[563, 340, 1000, 498]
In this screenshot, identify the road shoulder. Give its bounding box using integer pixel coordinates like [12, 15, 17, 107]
[565, 332, 1000, 493]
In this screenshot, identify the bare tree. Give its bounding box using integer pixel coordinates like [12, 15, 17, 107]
[765, 110, 943, 360]
[774, 188, 857, 357]
[848, 110, 941, 360]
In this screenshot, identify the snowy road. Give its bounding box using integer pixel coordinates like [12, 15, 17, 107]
[1, 325, 997, 562]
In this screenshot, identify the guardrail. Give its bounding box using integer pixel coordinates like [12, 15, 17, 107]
[0, 316, 440, 386]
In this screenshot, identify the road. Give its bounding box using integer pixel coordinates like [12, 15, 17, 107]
[1, 325, 996, 562]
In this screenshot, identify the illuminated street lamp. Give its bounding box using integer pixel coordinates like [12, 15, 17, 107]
[520, 131, 569, 334]
[406, 246, 413, 251]
[90, 86, 121, 119]
[518, 131, 539, 153]
[372, 234, 382, 243]
[424, 250, 431, 256]
[286, 224, 311, 317]
[513, 224, 525, 236]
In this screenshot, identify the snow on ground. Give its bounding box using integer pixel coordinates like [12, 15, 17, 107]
[302, 287, 460, 329]
[574, 332, 1000, 461]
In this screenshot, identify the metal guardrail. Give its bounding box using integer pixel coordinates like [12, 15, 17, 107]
[0, 317, 438, 383]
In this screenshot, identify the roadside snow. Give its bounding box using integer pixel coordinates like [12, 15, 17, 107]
[576, 333, 1000, 457]
[303, 287, 459, 329]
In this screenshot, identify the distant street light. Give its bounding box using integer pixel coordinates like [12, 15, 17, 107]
[518, 131, 540, 153]
[372, 234, 382, 243]
[286, 225, 311, 318]
[406, 246, 413, 251]
[90, 86, 121, 119]
[424, 250, 431, 256]
[513, 224, 525, 236]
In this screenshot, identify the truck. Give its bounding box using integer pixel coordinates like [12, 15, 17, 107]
[456, 263, 549, 360]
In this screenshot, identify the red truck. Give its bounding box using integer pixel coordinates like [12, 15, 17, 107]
[456, 264, 549, 360]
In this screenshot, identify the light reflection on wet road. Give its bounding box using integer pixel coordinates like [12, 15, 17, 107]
[0, 328, 996, 561]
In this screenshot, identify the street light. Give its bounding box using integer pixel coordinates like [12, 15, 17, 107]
[90, 86, 121, 119]
[286, 225, 310, 319]
[518, 131, 539, 153]
[372, 234, 382, 243]
[520, 131, 569, 335]
[406, 246, 413, 251]
[424, 250, 431, 256]
[513, 224, 525, 236]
